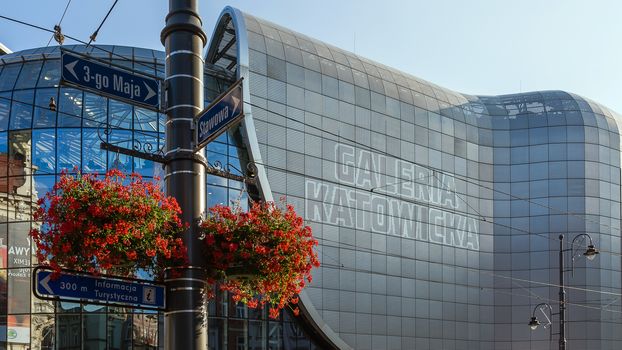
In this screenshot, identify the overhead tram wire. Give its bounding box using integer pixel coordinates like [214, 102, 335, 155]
[249, 99, 619, 238]
[256, 155, 622, 259]
[3, 12, 621, 278]
[0, 14, 165, 76]
[1, 29, 619, 320]
[487, 287, 622, 316]
[5, 10, 617, 249]
[246, 101, 619, 236]
[0, 11, 617, 244]
[317, 259, 622, 316]
[315, 232, 622, 317]
[247, 101, 622, 257]
[314, 234, 622, 298]
[250, 144, 622, 259]
[317, 253, 622, 299]
[431, 172, 488, 222]
[312, 216, 622, 307]
[46, 0, 72, 46]
[87, 0, 120, 47]
[315, 258, 622, 327]
[315, 231, 622, 312]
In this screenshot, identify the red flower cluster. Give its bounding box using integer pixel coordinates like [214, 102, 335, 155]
[30, 169, 187, 280]
[200, 201, 320, 318]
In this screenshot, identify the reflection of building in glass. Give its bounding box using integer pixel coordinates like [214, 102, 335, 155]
[0, 117, 46, 349]
[1, 5, 622, 349]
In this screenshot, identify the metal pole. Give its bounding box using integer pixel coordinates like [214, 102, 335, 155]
[559, 234, 566, 350]
[161, 0, 208, 349]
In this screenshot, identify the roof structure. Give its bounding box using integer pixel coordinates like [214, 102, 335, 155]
[0, 42, 12, 55]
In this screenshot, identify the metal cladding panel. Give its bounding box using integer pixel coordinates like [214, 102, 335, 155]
[204, 6, 622, 350]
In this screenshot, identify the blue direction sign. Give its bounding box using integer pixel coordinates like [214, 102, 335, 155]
[33, 268, 165, 310]
[61, 52, 160, 110]
[195, 79, 244, 149]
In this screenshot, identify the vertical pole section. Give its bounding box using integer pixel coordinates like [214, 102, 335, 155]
[161, 1, 208, 349]
[559, 234, 566, 350]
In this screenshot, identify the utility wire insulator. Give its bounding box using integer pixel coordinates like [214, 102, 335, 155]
[53, 24, 65, 45]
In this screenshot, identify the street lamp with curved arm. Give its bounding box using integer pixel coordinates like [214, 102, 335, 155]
[529, 302, 553, 340]
[528, 233, 599, 350]
[571, 234, 600, 272]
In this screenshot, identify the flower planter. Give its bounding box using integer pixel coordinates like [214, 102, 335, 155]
[200, 201, 320, 318]
[30, 169, 187, 280]
[225, 265, 255, 281]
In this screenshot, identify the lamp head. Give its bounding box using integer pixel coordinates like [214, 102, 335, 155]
[584, 244, 599, 261]
[528, 316, 540, 330]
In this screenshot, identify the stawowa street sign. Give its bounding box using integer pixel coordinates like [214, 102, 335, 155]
[33, 267, 165, 310]
[61, 52, 160, 110]
[195, 78, 243, 150]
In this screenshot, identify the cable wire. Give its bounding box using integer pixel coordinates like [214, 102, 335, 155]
[0, 14, 164, 75]
[4, 12, 612, 254]
[245, 151, 622, 259]
[87, 0, 120, 47]
[246, 101, 622, 257]
[3, 11, 621, 313]
[314, 236, 622, 298]
[0, 14, 617, 250]
[46, 0, 72, 46]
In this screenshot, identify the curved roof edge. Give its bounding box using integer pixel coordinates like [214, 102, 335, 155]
[205, 7, 353, 350]
[206, 7, 619, 127]
[0, 42, 11, 55]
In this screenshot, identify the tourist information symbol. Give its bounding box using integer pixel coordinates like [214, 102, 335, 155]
[195, 79, 243, 150]
[61, 52, 161, 110]
[33, 267, 165, 310]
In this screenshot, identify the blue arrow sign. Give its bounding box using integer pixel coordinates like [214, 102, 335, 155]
[34, 268, 165, 310]
[61, 52, 160, 110]
[195, 79, 244, 149]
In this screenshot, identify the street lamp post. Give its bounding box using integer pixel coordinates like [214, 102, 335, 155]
[559, 234, 567, 350]
[529, 233, 599, 350]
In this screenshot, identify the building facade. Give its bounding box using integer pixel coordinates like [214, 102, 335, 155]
[0, 6, 621, 350]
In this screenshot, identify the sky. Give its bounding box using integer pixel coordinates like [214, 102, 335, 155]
[1, 0, 621, 113]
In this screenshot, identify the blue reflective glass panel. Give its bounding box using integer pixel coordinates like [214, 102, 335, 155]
[14, 61, 43, 89]
[37, 59, 61, 88]
[82, 129, 106, 173]
[32, 129, 55, 174]
[57, 128, 81, 171]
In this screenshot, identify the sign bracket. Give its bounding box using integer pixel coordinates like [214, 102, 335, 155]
[93, 77, 255, 184]
[100, 142, 166, 163]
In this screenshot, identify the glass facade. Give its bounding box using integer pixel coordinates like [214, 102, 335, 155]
[0, 45, 321, 349]
[205, 7, 622, 350]
[1, 6, 621, 350]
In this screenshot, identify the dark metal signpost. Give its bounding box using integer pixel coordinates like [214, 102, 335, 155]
[61, 52, 161, 110]
[161, 0, 209, 349]
[33, 267, 165, 310]
[195, 79, 244, 150]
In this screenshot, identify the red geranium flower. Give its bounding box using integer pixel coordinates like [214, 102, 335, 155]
[30, 169, 187, 280]
[200, 200, 320, 318]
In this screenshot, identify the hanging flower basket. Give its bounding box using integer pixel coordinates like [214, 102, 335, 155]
[200, 201, 320, 318]
[30, 169, 187, 280]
